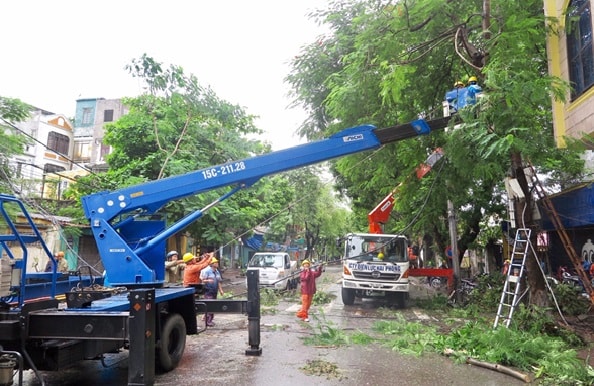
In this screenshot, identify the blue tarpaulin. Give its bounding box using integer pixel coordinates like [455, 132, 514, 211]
[244, 233, 264, 250]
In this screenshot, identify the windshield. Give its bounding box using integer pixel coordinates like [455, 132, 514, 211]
[248, 254, 284, 268]
[345, 235, 408, 263]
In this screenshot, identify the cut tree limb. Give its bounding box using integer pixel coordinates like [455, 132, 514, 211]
[444, 349, 532, 383]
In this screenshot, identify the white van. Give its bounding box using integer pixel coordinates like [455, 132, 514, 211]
[247, 252, 298, 290]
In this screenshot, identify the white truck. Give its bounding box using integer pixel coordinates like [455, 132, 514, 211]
[341, 232, 410, 307]
[247, 252, 299, 290]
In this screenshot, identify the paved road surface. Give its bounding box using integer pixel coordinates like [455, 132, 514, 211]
[22, 265, 533, 385]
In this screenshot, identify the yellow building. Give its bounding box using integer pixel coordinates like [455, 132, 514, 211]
[545, 0, 594, 147]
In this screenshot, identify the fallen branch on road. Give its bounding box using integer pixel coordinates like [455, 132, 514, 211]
[444, 348, 532, 383]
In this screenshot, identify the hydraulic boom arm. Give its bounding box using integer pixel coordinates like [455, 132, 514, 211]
[82, 117, 450, 286]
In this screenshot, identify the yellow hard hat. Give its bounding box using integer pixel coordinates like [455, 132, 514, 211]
[182, 253, 195, 263]
[378, 252, 385, 260]
[210, 257, 219, 264]
[56, 251, 65, 257]
[301, 259, 311, 266]
[454, 81, 464, 88]
[468, 76, 478, 84]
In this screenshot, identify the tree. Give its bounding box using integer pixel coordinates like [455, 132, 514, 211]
[287, 0, 583, 306]
[67, 55, 291, 249]
[0, 97, 31, 194]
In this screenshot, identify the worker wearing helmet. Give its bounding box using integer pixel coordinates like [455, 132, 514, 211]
[45, 250, 69, 273]
[445, 80, 468, 114]
[466, 75, 483, 105]
[296, 259, 323, 322]
[182, 252, 212, 287]
[200, 255, 224, 327]
[165, 250, 184, 284]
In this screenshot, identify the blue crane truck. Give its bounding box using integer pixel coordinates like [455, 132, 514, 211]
[0, 116, 449, 386]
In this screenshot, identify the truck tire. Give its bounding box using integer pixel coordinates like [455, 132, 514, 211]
[157, 313, 186, 372]
[396, 292, 407, 309]
[341, 287, 355, 306]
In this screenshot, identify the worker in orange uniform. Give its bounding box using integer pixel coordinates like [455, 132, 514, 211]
[296, 259, 323, 322]
[182, 252, 212, 287]
[408, 245, 419, 269]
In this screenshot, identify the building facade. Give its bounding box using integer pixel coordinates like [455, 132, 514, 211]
[545, 0, 594, 146]
[11, 109, 74, 199]
[72, 98, 128, 170]
[542, 0, 594, 272]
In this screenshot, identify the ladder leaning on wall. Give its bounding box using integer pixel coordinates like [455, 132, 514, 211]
[494, 228, 531, 328]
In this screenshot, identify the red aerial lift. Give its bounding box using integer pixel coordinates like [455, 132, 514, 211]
[367, 148, 454, 289]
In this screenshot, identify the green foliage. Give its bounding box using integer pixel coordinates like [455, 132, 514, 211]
[312, 290, 335, 305]
[350, 331, 376, 345]
[434, 321, 594, 385]
[302, 311, 351, 347]
[0, 97, 31, 193]
[373, 315, 439, 356]
[287, 0, 582, 309]
[551, 284, 592, 316]
[296, 284, 591, 384]
[259, 288, 281, 307]
[465, 274, 505, 311]
[413, 293, 451, 311]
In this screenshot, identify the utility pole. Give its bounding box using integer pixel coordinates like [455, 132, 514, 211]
[448, 199, 461, 299]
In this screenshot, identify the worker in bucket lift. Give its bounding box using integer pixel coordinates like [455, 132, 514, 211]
[466, 76, 483, 105]
[445, 81, 467, 114]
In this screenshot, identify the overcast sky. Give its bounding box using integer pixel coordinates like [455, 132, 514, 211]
[1, 1, 329, 150]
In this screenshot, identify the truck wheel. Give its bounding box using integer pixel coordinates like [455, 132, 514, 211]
[341, 287, 355, 306]
[396, 293, 407, 309]
[157, 313, 186, 372]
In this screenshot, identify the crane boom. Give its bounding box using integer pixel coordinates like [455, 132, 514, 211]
[82, 117, 450, 285]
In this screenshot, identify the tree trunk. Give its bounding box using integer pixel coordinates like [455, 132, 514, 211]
[510, 152, 549, 307]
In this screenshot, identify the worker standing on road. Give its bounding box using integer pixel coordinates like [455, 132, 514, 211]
[296, 259, 323, 322]
[165, 250, 185, 284]
[200, 256, 224, 327]
[182, 252, 211, 287]
[408, 245, 419, 269]
[45, 251, 69, 273]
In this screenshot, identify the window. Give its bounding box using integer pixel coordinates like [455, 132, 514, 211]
[567, 0, 594, 99]
[44, 163, 65, 174]
[73, 141, 91, 160]
[47, 131, 70, 155]
[99, 142, 111, 162]
[103, 109, 114, 122]
[82, 107, 93, 125]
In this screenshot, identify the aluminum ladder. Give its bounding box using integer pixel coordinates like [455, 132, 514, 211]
[494, 228, 531, 328]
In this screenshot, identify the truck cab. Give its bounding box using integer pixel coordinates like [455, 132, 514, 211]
[247, 252, 298, 290]
[341, 233, 409, 307]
